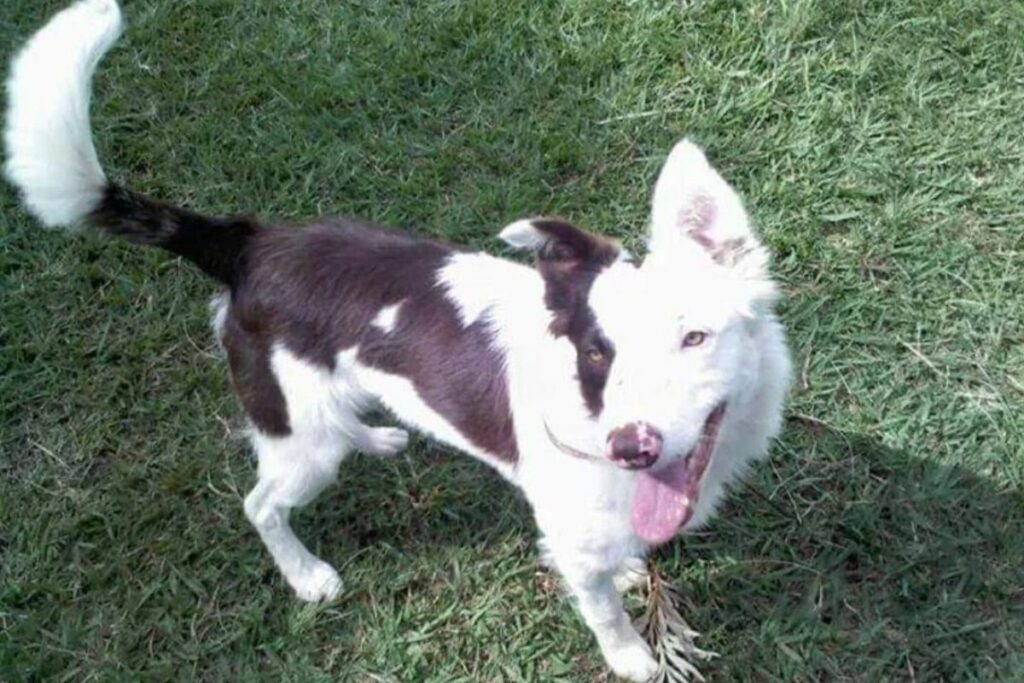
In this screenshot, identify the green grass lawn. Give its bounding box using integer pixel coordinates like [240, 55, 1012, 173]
[2, 0, 1023, 680]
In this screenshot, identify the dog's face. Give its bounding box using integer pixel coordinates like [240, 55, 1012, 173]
[502, 140, 778, 478]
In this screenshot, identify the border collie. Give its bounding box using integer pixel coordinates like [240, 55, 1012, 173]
[5, 1, 791, 679]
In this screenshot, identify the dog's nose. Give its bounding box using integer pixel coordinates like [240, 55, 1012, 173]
[607, 422, 663, 469]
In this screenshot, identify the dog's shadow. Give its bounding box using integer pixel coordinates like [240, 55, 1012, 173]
[306, 419, 1023, 681]
[663, 418, 1024, 682]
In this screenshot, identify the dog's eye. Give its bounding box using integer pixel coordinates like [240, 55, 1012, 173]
[681, 331, 707, 348]
[586, 348, 605, 363]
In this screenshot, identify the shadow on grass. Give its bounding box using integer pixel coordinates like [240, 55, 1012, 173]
[8, 419, 1019, 682]
[306, 418, 1024, 681]
[659, 418, 1024, 682]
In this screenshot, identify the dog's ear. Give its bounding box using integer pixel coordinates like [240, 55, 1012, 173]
[500, 218, 620, 335]
[649, 139, 768, 279]
[499, 218, 621, 267]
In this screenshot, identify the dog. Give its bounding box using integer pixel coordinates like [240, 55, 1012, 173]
[5, 1, 791, 680]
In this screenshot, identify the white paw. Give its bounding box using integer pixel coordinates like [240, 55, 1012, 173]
[613, 558, 649, 594]
[361, 427, 409, 456]
[291, 560, 343, 603]
[605, 640, 659, 682]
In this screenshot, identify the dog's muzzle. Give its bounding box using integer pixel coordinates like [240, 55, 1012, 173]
[606, 422, 663, 470]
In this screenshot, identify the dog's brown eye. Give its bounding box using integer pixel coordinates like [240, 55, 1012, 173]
[586, 348, 605, 363]
[681, 331, 707, 348]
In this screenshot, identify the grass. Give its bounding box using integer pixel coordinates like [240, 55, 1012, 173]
[2, 0, 1023, 680]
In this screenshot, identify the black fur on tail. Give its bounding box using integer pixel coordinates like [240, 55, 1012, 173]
[88, 184, 258, 287]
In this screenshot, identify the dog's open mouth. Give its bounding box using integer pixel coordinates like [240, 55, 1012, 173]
[631, 403, 727, 546]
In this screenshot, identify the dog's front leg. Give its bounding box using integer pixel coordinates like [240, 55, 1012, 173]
[555, 557, 658, 682]
[612, 556, 649, 595]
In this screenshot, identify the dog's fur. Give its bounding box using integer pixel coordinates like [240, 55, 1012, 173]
[5, 2, 791, 680]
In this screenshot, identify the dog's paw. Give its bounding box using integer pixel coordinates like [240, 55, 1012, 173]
[360, 427, 409, 457]
[292, 560, 344, 603]
[605, 640, 659, 682]
[613, 557, 649, 594]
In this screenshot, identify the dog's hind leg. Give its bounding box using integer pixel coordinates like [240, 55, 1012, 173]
[244, 429, 348, 602]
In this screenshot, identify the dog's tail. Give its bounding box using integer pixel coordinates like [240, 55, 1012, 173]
[4, 0, 256, 287]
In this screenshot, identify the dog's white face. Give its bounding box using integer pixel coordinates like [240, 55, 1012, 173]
[589, 252, 749, 465]
[502, 139, 782, 544]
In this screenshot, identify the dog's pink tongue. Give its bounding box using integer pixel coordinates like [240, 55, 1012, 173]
[631, 461, 698, 546]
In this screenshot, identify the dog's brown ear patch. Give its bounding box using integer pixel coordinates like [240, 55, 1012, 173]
[500, 218, 619, 415]
[530, 219, 620, 265]
[500, 218, 620, 336]
[500, 218, 620, 265]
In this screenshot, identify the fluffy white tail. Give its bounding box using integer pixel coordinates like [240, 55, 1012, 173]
[5, 0, 258, 287]
[4, 0, 123, 228]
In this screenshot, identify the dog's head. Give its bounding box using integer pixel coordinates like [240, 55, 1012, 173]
[503, 140, 779, 539]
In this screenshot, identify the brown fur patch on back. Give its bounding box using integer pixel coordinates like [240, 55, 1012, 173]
[357, 287, 517, 461]
[222, 219, 517, 461]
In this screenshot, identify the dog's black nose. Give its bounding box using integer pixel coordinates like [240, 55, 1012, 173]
[607, 422, 663, 469]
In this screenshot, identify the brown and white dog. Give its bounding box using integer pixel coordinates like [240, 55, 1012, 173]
[5, 2, 792, 680]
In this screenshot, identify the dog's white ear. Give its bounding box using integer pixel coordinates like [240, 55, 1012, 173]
[649, 139, 765, 276]
[499, 219, 548, 251]
[499, 218, 622, 262]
